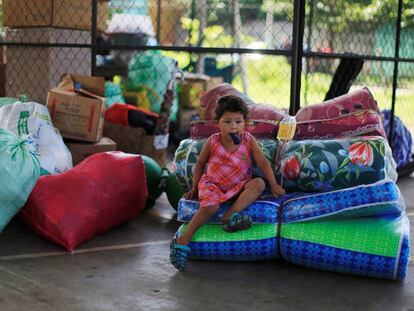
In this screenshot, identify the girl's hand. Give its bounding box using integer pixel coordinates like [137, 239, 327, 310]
[271, 183, 285, 197]
[185, 188, 198, 200]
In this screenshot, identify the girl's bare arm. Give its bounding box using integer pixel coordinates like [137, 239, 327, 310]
[251, 136, 285, 196]
[185, 137, 211, 199]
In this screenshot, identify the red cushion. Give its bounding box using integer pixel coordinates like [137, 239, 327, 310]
[295, 87, 379, 122]
[20, 152, 148, 251]
[190, 119, 278, 139]
[200, 83, 285, 121]
[295, 110, 386, 139]
[248, 103, 285, 121]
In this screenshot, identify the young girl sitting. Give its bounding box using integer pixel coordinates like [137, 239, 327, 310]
[170, 95, 285, 271]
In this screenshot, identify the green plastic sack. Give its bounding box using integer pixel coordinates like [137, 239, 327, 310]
[0, 128, 40, 232]
[0, 97, 19, 108]
[125, 51, 178, 122]
[141, 155, 163, 209]
[165, 171, 185, 210]
[105, 82, 125, 108]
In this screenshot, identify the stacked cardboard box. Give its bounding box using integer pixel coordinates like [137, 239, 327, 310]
[103, 122, 167, 167]
[66, 137, 117, 166]
[178, 74, 223, 128]
[46, 74, 116, 165]
[3, 0, 108, 32]
[148, 0, 186, 46]
[5, 28, 91, 104]
[3, 0, 109, 103]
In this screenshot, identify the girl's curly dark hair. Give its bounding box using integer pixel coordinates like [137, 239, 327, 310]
[215, 95, 249, 120]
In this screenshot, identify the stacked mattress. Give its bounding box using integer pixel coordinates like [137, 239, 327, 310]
[174, 180, 410, 280]
[174, 136, 396, 192]
[172, 86, 410, 280]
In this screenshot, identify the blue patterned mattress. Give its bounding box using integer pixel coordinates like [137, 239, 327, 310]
[173, 180, 410, 279]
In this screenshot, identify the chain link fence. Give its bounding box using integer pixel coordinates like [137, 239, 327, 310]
[0, 1, 413, 151]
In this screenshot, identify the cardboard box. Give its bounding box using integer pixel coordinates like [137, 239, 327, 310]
[103, 122, 167, 167]
[46, 75, 106, 142]
[66, 137, 117, 166]
[5, 28, 91, 103]
[207, 76, 224, 90]
[178, 73, 210, 109]
[178, 74, 224, 109]
[148, 0, 186, 45]
[3, 0, 108, 32]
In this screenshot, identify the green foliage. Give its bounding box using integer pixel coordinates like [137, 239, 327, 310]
[162, 16, 239, 70]
[207, 0, 265, 26]
[181, 17, 234, 48]
[264, 0, 414, 30]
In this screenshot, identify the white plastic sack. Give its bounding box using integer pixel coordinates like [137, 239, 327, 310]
[0, 101, 73, 175]
[107, 14, 155, 35]
[0, 128, 40, 232]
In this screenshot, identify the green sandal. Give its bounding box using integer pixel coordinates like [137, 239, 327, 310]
[223, 213, 252, 233]
[170, 237, 191, 271]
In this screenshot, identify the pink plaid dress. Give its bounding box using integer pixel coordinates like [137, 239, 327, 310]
[198, 132, 252, 208]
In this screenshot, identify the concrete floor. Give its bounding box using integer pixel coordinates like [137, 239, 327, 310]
[0, 176, 413, 311]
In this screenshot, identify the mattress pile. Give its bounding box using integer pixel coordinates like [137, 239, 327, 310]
[172, 85, 410, 280]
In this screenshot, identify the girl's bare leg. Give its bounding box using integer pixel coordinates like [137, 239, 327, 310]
[177, 204, 219, 245]
[222, 178, 265, 222]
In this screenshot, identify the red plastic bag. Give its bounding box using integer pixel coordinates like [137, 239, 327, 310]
[20, 152, 148, 251]
[105, 103, 158, 126]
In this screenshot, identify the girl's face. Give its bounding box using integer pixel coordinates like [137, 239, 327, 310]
[218, 111, 245, 135]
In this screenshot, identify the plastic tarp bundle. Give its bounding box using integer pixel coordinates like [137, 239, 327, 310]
[382, 109, 413, 168]
[0, 101, 72, 175]
[20, 152, 148, 251]
[281, 136, 397, 192]
[174, 179, 410, 279]
[174, 138, 277, 191]
[0, 128, 40, 232]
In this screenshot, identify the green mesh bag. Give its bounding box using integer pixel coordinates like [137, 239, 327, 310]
[125, 51, 178, 122]
[105, 82, 125, 108]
